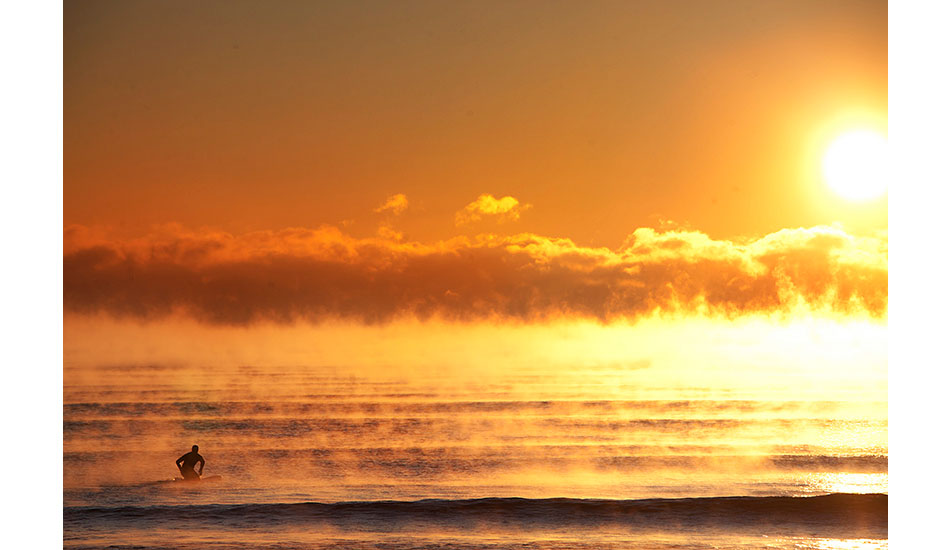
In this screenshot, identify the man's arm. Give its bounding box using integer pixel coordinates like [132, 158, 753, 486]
[197, 455, 205, 475]
[176, 454, 187, 468]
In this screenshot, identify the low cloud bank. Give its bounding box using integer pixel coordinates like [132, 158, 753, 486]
[64, 224, 887, 325]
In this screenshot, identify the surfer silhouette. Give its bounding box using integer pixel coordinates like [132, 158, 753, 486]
[176, 445, 205, 481]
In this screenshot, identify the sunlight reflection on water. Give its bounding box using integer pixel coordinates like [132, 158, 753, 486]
[805, 473, 887, 495]
[801, 538, 887, 549]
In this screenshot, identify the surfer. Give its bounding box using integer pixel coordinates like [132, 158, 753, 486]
[175, 445, 205, 481]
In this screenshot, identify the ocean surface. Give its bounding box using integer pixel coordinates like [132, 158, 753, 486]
[63, 362, 887, 549]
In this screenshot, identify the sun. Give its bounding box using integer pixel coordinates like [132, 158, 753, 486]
[822, 129, 889, 201]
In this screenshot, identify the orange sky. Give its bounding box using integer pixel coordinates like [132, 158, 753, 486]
[63, 0, 888, 356]
[65, 0, 887, 248]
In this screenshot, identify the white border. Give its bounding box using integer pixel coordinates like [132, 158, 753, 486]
[1, 1, 63, 546]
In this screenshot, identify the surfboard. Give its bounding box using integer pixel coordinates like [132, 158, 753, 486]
[170, 474, 223, 483]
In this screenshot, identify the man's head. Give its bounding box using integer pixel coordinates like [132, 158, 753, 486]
[192, 445, 199, 452]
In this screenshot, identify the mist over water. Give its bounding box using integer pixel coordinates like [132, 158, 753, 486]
[64, 351, 886, 549]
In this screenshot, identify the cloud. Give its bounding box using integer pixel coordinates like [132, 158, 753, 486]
[63, 224, 887, 325]
[455, 194, 530, 225]
[374, 194, 409, 215]
[377, 225, 403, 241]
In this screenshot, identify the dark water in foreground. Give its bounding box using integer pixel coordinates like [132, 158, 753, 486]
[65, 494, 885, 550]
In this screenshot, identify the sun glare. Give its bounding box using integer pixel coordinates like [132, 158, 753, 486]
[822, 130, 889, 201]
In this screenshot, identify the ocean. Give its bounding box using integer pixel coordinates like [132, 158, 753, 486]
[63, 361, 887, 549]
